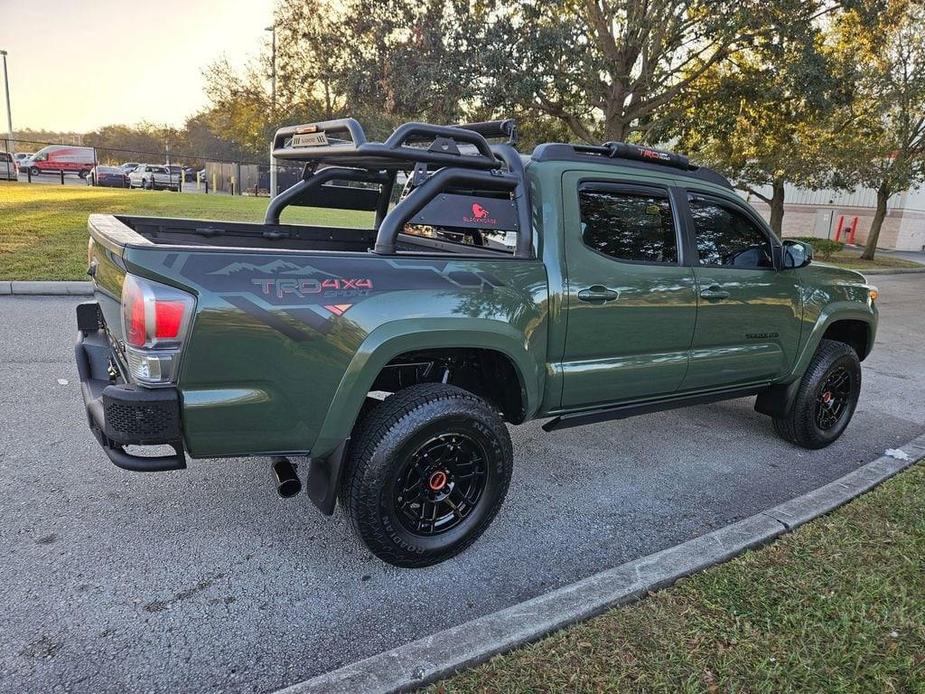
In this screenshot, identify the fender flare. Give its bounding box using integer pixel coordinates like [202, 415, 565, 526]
[756, 303, 876, 419]
[788, 303, 876, 382]
[309, 317, 543, 461]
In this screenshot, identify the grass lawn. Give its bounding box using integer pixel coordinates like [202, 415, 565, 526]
[434, 462, 925, 693]
[0, 182, 370, 280]
[824, 251, 923, 271]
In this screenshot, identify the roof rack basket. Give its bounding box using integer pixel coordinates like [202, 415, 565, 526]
[271, 118, 517, 170]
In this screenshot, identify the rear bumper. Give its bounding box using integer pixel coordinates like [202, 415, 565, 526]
[75, 302, 186, 472]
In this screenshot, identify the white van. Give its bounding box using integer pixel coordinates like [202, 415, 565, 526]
[22, 145, 96, 177]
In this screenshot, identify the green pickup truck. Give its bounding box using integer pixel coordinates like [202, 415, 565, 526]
[76, 118, 879, 567]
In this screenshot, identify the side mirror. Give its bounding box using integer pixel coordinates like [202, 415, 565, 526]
[783, 239, 813, 269]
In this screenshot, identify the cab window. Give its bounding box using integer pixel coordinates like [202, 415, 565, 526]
[689, 195, 773, 269]
[578, 187, 678, 264]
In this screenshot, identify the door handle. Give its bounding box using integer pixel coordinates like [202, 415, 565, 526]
[700, 285, 730, 301]
[578, 285, 619, 304]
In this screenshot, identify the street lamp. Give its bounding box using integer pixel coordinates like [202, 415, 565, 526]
[265, 26, 276, 112]
[265, 25, 277, 197]
[0, 50, 12, 141]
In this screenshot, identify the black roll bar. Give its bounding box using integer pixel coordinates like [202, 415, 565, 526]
[264, 166, 390, 225]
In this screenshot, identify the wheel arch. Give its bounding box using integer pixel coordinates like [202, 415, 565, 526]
[310, 318, 543, 461]
[790, 304, 877, 381]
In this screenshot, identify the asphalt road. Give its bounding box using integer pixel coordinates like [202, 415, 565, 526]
[1, 274, 923, 693]
[13, 171, 213, 193]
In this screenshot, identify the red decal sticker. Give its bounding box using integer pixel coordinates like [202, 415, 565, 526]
[324, 304, 353, 316]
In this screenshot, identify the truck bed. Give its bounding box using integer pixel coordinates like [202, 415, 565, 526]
[109, 215, 514, 256]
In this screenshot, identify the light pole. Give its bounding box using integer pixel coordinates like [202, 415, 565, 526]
[265, 25, 277, 197]
[0, 50, 12, 142]
[265, 26, 276, 112]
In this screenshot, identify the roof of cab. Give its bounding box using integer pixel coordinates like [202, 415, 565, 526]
[529, 142, 733, 190]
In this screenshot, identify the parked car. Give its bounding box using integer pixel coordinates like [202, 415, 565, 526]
[120, 162, 140, 175]
[78, 117, 879, 568]
[14, 152, 34, 171]
[167, 165, 196, 183]
[128, 164, 178, 191]
[89, 165, 129, 188]
[0, 152, 16, 181]
[22, 145, 95, 177]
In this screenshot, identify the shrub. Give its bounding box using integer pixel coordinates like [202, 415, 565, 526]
[792, 236, 844, 260]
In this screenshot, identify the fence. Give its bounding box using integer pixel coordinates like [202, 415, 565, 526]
[1, 137, 303, 197]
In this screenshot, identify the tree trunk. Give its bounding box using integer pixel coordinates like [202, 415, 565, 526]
[861, 182, 890, 260]
[769, 177, 785, 238]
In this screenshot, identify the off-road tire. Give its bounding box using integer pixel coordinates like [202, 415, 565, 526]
[342, 384, 513, 568]
[773, 339, 861, 449]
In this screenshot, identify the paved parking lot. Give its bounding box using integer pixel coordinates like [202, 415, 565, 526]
[1, 273, 923, 693]
[14, 171, 214, 193]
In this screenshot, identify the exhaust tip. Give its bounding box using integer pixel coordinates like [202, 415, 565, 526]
[272, 457, 302, 498]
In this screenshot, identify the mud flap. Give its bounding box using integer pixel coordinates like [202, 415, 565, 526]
[305, 439, 350, 515]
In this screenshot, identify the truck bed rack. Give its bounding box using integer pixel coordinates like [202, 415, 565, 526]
[266, 117, 534, 258]
[271, 118, 516, 170]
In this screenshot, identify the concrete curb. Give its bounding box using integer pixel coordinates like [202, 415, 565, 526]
[279, 433, 925, 694]
[0, 281, 92, 296]
[860, 267, 925, 275]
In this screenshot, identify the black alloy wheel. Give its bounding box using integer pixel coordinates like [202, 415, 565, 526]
[394, 432, 488, 536]
[814, 365, 853, 431]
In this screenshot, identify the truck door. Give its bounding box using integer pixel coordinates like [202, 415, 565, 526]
[560, 176, 698, 408]
[680, 191, 803, 390]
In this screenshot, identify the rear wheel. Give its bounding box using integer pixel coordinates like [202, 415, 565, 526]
[342, 384, 513, 568]
[772, 339, 861, 449]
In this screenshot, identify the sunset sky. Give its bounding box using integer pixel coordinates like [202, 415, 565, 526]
[0, 0, 274, 132]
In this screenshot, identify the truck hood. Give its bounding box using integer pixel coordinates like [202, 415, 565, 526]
[801, 261, 869, 286]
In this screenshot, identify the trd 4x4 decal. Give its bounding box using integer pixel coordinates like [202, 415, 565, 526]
[252, 277, 374, 299]
[176, 254, 507, 341]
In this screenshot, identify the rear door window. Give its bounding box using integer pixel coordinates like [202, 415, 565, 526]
[578, 187, 678, 264]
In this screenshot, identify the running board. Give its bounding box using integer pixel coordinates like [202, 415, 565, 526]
[542, 385, 767, 432]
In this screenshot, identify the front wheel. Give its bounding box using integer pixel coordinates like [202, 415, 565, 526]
[773, 339, 861, 449]
[30, 166, 40, 176]
[342, 384, 513, 568]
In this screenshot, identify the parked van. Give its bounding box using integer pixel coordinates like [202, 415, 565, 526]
[23, 145, 95, 178]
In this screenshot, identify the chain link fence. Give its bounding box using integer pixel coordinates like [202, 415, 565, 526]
[1, 137, 302, 196]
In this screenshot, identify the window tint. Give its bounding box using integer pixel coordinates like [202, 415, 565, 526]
[578, 189, 677, 264]
[689, 196, 773, 269]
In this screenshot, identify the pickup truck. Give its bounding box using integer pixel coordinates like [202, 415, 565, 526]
[76, 118, 878, 567]
[128, 164, 179, 191]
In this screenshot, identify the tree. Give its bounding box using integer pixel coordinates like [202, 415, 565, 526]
[670, 2, 843, 236]
[831, 0, 925, 259]
[477, 0, 837, 145]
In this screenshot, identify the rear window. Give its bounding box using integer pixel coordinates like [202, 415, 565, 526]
[578, 187, 678, 264]
[1, 153, 11, 163]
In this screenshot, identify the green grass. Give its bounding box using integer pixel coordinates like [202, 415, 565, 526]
[0, 182, 370, 280]
[433, 462, 925, 693]
[825, 251, 923, 271]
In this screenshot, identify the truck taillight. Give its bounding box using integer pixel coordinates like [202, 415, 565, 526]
[121, 274, 195, 384]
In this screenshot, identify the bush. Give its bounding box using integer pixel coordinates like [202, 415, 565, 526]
[792, 236, 844, 260]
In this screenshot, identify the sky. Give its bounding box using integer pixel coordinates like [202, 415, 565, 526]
[0, 0, 274, 132]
